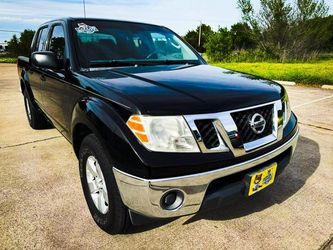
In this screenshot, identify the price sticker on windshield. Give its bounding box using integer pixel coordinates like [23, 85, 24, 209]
[75, 23, 99, 34]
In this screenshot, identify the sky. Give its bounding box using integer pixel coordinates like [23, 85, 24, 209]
[1, 0, 333, 43]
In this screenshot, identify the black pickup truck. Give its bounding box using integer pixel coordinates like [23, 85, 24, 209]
[17, 17, 299, 234]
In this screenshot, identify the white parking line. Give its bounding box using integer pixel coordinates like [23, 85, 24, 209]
[293, 95, 333, 108]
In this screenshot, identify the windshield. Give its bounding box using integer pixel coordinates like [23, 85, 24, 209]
[72, 20, 201, 68]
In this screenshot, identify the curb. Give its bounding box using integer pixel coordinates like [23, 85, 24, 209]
[322, 85, 333, 90]
[273, 80, 296, 86]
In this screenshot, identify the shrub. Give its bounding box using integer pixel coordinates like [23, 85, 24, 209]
[228, 49, 278, 62]
[204, 28, 233, 62]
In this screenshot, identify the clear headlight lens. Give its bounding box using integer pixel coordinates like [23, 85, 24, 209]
[126, 115, 200, 152]
[282, 93, 292, 127]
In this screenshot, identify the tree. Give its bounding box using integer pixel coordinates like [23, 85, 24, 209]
[299, 15, 333, 52]
[321, 15, 333, 51]
[237, 0, 330, 60]
[7, 35, 19, 56]
[296, 0, 329, 21]
[204, 28, 232, 62]
[184, 23, 213, 52]
[290, 1, 330, 58]
[7, 29, 35, 57]
[230, 22, 257, 50]
[183, 30, 199, 50]
[260, 0, 293, 50]
[18, 30, 35, 56]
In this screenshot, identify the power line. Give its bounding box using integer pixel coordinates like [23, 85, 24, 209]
[0, 29, 22, 33]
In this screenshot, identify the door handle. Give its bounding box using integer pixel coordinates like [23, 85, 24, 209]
[40, 75, 46, 81]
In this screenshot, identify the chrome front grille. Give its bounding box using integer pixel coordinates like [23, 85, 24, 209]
[231, 104, 274, 143]
[184, 100, 284, 157]
[194, 120, 219, 149]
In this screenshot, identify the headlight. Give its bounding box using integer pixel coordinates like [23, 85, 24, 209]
[282, 93, 292, 127]
[126, 115, 200, 152]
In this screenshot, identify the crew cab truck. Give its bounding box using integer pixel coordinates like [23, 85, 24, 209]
[17, 18, 299, 234]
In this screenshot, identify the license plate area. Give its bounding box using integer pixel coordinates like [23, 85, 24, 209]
[245, 163, 277, 196]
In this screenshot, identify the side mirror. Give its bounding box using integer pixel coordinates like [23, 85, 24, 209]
[31, 51, 60, 69]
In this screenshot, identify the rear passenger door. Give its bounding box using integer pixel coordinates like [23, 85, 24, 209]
[41, 23, 70, 134]
[29, 26, 49, 105]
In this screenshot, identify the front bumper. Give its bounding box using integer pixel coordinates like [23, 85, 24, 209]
[113, 127, 299, 219]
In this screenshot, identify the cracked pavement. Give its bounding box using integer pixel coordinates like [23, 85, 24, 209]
[0, 64, 332, 249]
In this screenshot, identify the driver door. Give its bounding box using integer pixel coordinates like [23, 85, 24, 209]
[41, 23, 70, 134]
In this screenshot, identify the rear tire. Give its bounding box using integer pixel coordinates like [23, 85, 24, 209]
[23, 90, 48, 129]
[79, 134, 131, 234]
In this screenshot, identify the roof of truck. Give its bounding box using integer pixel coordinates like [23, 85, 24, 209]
[40, 17, 164, 28]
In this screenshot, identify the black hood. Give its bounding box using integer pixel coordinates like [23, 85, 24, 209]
[81, 64, 284, 115]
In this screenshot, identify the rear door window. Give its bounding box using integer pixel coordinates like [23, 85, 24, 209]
[49, 25, 66, 62]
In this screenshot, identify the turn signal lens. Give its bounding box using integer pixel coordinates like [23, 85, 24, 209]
[127, 119, 145, 132]
[133, 132, 149, 143]
[126, 115, 149, 143]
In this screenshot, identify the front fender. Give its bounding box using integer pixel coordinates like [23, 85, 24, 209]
[71, 97, 150, 178]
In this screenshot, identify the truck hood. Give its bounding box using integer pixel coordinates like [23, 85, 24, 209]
[81, 64, 284, 115]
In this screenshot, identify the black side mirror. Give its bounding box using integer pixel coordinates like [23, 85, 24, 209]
[31, 51, 60, 69]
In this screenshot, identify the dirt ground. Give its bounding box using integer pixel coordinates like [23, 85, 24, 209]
[0, 63, 332, 249]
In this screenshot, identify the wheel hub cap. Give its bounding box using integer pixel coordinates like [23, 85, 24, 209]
[85, 156, 109, 214]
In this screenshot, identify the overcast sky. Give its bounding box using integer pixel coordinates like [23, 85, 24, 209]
[1, 0, 333, 43]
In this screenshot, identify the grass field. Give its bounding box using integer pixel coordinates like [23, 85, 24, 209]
[0, 56, 16, 63]
[213, 59, 333, 86]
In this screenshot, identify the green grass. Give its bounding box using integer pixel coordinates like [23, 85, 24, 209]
[0, 57, 17, 63]
[212, 59, 333, 86]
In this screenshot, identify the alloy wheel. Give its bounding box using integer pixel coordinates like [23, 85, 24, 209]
[85, 155, 109, 214]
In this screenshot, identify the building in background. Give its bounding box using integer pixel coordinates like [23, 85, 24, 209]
[0, 42, 8, 52]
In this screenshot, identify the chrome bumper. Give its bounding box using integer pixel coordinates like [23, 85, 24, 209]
[113, 128, 299, 218]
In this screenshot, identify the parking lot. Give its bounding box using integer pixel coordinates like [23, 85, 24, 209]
[0, 63, 332, 249]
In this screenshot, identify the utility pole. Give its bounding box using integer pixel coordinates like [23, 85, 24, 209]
[198, 21, 202, 47]
[83, 0, 86, 18]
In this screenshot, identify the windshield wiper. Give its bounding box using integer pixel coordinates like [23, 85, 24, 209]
[89, 60, 138, 68]
[89, 60, 200, 68]
[144, 60, 200, 65]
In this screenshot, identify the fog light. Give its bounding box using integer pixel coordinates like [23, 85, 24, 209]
[160, 190, 184, 210]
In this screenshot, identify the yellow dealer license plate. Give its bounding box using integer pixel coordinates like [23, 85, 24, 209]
[247, 163, 277, 196]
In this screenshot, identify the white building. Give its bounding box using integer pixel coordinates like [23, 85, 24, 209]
[0, 42, 8, 52]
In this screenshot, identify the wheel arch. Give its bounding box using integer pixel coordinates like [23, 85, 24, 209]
[72, 123, 93, 157]
[20, 70, 35, 103]
[70, 97, 130, 158]
[71, 97, 150, 178]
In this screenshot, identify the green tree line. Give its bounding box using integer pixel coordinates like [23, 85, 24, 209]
[6, 29, 35, 57]
[184, 0, 333, 62]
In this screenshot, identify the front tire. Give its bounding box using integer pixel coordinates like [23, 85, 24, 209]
[79, 134, 130, 234]
[23, 90, 48, 129]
